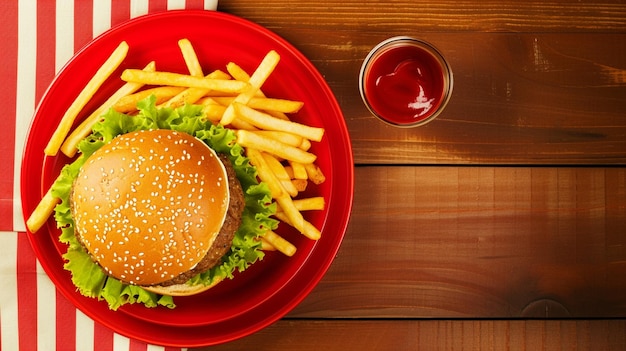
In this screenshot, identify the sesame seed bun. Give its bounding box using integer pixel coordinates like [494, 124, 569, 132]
[71, 129, 231, 292]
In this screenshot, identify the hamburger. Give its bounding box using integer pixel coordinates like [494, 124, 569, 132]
[71, 129, 244, 296]
[52, 96, 276, 309]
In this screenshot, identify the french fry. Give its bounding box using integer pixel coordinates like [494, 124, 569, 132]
[199, 99, 227, 122]
[200, 98, 257, 131]
[276, 197, 325, 214]
[273, 203, 321, 240]
[60, 61, 156, 157]
[288, 160, 308, 180]
[304, 162, 326, 185]
[28, 154, 87, 232]
[213, 96, 303, 114]
[261, 152, 299, 197]
[26, 187, 60, 233]
[230, 118, 259, 131]
[120, 69, 248, 93]
[298, 138, 312, 151]
[226, 62, 291, 121]
[45, 41, 129, 156]
[200, 99, 259, 130]
[284, 165, 294, 179]
[236, 129, 316, 164]
[274, 195, 305, 237]
[291, 179, 308, 192]
[161, 70, 231, 108]
[233, 102, 324, 142]
[220, 50, 281, 125]
[263, 230, 297, 256]
[170, 38, 227, 109]
[250, 97, 303, 114]
[226, 62, 256, 88]
[246, 148, 284, 198]
[178, 38, 203, 77]
[247, 148, 320, 239]
[260, 238, 276, 251]
[112, 86, 186, 113]
[197, 96, 220, 105]
[292, 197, 326, 211]
[250, 130, 303, 148]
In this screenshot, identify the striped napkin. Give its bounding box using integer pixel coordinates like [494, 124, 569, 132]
[1, 1, 219, 350]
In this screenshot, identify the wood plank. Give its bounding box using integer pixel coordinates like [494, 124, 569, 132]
[219, 0, 626, 32]
[193, 319, 626, 351]
[219, 3, 626, 165]
[286, 166, 626, 317]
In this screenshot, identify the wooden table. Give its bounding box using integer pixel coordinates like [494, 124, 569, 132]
[201, 0, 626, 349]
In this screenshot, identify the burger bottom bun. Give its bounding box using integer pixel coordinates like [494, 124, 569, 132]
[143, 277, 224, 297]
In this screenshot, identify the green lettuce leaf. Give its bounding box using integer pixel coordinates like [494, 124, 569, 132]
[51, 95, 277, 310]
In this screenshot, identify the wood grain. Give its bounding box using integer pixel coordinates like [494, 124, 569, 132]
[196, 319, 626, 351]
[288, 166, 626, 318]
[219, 0, 626, 32]
[219, 2, 626, 165]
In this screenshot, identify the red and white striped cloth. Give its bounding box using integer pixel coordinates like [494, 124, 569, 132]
[0, 1, 219, 350]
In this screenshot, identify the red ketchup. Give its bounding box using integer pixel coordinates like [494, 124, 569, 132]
[360, 37, 452, 127]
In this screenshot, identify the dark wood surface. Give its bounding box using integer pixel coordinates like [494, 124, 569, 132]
[199, 1, 626, 349]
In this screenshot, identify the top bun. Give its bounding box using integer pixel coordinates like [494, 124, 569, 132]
[71, 129, 230, 286]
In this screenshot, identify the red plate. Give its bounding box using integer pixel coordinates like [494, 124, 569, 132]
[21, 10, 353, 347]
